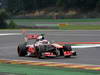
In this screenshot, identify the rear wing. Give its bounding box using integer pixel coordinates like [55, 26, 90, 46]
[26, 34, 40, 39]
[24, 34, 40, 42]
[21, 30, 45, 42]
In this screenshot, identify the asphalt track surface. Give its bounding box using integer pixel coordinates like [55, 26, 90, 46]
[0, 30, 100, 65]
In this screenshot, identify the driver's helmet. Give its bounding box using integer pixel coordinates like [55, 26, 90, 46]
[37, 34, 45, 40]
[37, 36, 43, 40]
[40, 33, 45, 39]
[40, 40, 50, 45]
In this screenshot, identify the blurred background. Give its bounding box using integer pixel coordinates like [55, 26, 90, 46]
[0, 0, 100, 29]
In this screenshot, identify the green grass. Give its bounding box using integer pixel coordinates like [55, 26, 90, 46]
[6, 18, 100, 30]
[59, 25, 100, 30]
[9, 18, 100, 22]
[1, 25, 100, 30]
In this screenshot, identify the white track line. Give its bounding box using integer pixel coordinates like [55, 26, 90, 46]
[0, 33, 100, 48]
[0, 33, 21, 36]
[0, 33, 99, 37]
[72, 44, 100, 48]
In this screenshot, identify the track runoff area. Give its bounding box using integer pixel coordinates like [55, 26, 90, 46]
[0, 30, 100, 75]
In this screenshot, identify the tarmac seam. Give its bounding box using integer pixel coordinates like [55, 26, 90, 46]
[0, 59, 99, 71]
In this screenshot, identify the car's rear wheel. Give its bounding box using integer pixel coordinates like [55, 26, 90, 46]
[63, 44, 72, 58]
[72, 51, 77, 56]
[17, 42, 27, 57]
[64, 55, 71, 58]
[63, 44, 72, 51]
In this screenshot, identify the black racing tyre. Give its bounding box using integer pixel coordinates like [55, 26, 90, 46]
[64, 55, 71, 58]
[37, 51, 45, 59]
[37, 45, 46, 59]
[63, 44, 72, 51]
[17, 42, 27, 57]
[73, 51, 77, 56]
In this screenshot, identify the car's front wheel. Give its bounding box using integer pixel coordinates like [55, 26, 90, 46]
[35, 45, 45, 59]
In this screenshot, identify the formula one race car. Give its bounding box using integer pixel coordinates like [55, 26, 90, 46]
[17, 33, 77, 59]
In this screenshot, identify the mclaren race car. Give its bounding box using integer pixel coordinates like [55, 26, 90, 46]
[17, 33, 77, 59]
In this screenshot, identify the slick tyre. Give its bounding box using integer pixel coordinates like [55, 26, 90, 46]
[37, 45, 46, 59]
[63, 44, 72, 51]
[37, 51, 45, 59]
[64, 55, 71, 58]
[17, 42, 27, 57]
